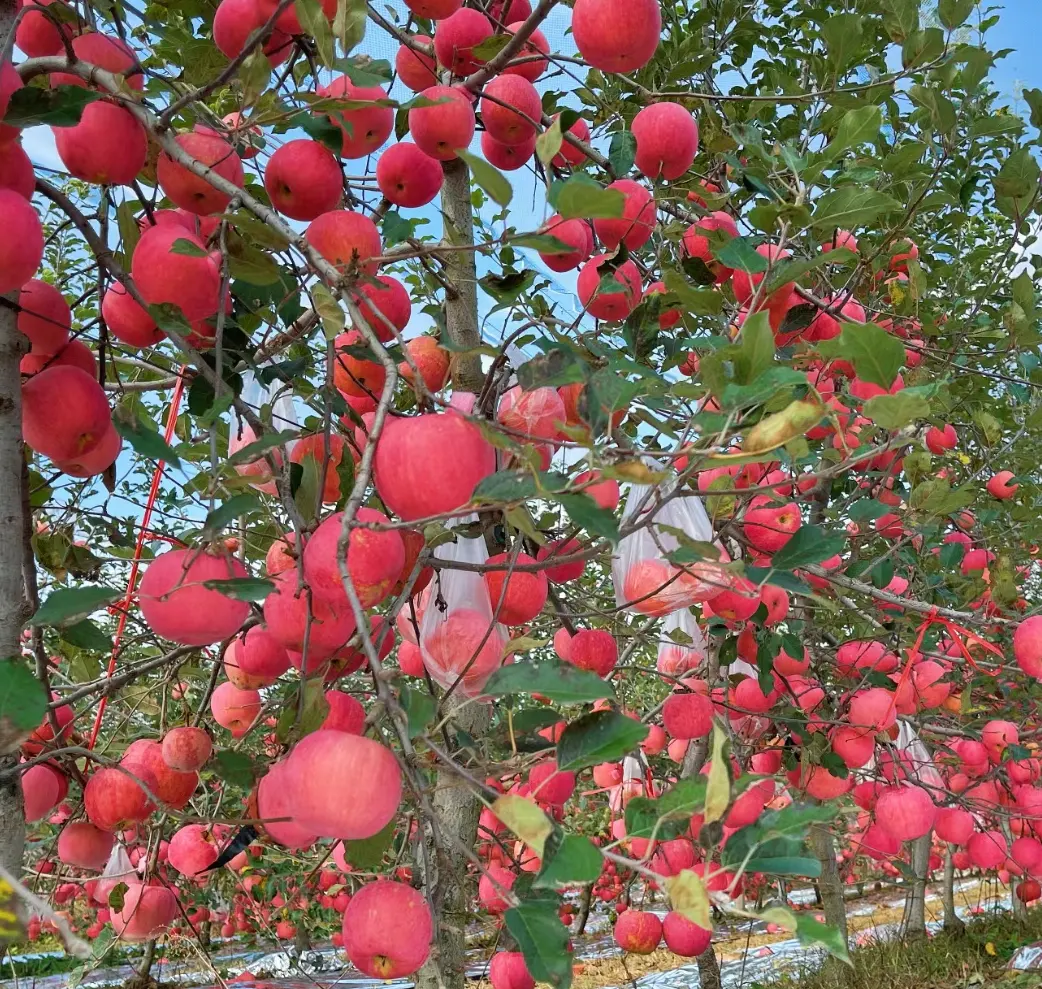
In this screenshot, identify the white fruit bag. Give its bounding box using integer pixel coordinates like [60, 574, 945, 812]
[612, 471, 725, 616]
[228, 370, 299, 494]
[419, 516, 508, 698]
[656, 609, 708, 677]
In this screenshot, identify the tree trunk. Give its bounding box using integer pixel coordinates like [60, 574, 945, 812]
[413, 157, 487, 989]
[808, 822, 847, 943]
[942, 846, 964, 934]
[696, 945, 723, 989]
[414, 696, 489, 989]
[0, 127, 27, 906]
[901, 831, 931, 939]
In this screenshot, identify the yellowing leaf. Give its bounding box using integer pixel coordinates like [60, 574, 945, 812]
[665, 869, 712, 931]
[760, 906, 798, 932]
[502, 636, 548, 657]
[985, 941, 996, 956]
[493, 794, 552, 857]
[703, 722, 730, 824]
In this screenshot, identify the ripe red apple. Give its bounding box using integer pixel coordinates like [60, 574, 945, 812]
[373, 410, 495, 521]
[131, 222, 221, 321]
[395, 36, 438, 91]
[681, 211, 739, 283]
[538, 214, 592, 271]
[987, 470, 1018, 499]
[225, 626, 291, 689]
[577, 254, 641, 320]
[321, 690, 365, 733]
[306, 209, 381, 276]
[1015, 615, 1042, 679]
[286, 731, 402, 839]
[572, 0, 661, 72]
[123, 738, 199, 810]
[481, 131, 537, 169]
[210, 681, 262, 737]
[632, 102, 698, 180]
[53, 101, 147, 186]
[593, 179, 655, 250]
[408, 85, 476, 161]
[333, 328, 385, 397]
[22, 365, 110, 462]
[51, 32, 143, 88]
[316, 76, 393, 159]
[742, 501, 802, 553]
[156, 130, 244, 216]
[57, 821, 114, 871]
[502, 22, 549, 81]
[257, 0, 335, 33]
[376, 142, 444, 208]
[161, 726, 212, 772]
[265, 139, 343, 221]
[1018, 879, 1041, 903]
[480, 74, 541, 146]
[16, 0, 73, 56]
[0, 189, 43, 293]
[263, 568, 357, 659]
[529, 760, 575, 805]
[0, 140, 36, 199]
[490, 952, 534, 989]
[404, 0, 461, 17]
[925, 423, 957, 454]
[662, 692, 713, 740]
[484, 552, 548, 625]
[400, 337, 450, 393]
[257, 760, 319, 849]
[935, 806, 974, 845]
[138, 546, 250, 646]
[568, 628, 617, 676]
[213, 0, 293, 64]
[112, 883, 178, 941]
[434, 8, 492, 74]
[22, 763, 62, 822]
[168, 824, 220, 877]
[614, 909, 662, 953]
[422, 608, 506, 694]
[101, 282, 164, 348]
[18, 279, 69, 356]
[84, 765, 155, 831]
[536, 537, 585, 583]
[551, 114, 590, 167]
[341, 881, 432, 977]
[874, 784, 936, 841]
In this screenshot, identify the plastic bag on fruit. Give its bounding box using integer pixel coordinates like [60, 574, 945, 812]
[418, 515, 508, 698]
[228, 370, 299, 494]
[612, 466, 726, 616]
[656, 609, 708, 678]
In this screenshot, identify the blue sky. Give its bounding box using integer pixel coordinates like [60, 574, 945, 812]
[988, 2, 1042, 106]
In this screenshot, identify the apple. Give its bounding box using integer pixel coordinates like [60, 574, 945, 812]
[22, 365, 110, 463]
[0, 189, 43, 293]
[341, 881, 432, 977]
[316, 76, 393, 159]
[264, 139, 342, 221]
[52, 101, 146, 186]
[408, 85, 476, 161]
[376, 142, 444, 208]
[631, 102, 698, 180]
[156, 130, 244, 216]
[161, 726, 212, 772]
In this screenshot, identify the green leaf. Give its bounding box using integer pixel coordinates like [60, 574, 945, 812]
[505, 899, 573, 989]
[763, 249, 856, 295]
[608, 130, 636, 175]
[666, 870, 712, 930]
[226, 430, 298, 467]
[863, 391, 931, 429]
[995, 148, 1041, 201]
[556, 176, 625, 220]
[534, 833, 603, 888]
[471, 33, 514, 60]
[61, 619, 114, 654]
[556, 492, 619, 545]
[30, 586, 120, 627]
[204, 494, 264, 536]
[811, 187, 901, 234]
[822, 106, 881, 161]
[556, 710, 649, 771]
[512, 233, 573, 255]
[796, 912, 851, 964]
[202, 577, 274, 602]
[295, 0, 335, 65]
[516, 347, 585, 390]
[239, 48, 271, 103]
[821, 13, 863, 71]
[456, 148, 513, 208]
[902, 27, 944, 69]
[0, 660, 47, 734]
[770, 525, 846, 570]
[732, 310, 774, 385]
[536, 114, 563, 164]
[703, 721, 730, 824]
[333, 0, 366, 53]
[4, 85, 103, 126]
[816, 320, 906, 388]
[625, 778, 707, 839]
[342, 818, 396, 868]
[473, 471, 539, 503]
[714, 236, 769, 274]
[113, 407, 182, 468]
[213, 749, 261, 788]
[937, 0, 973, 29]
[881, 0, 919, 42]
[115, 202, 141, 264]
[400, 685, 435, 738]
[291, 110, 344, 154]
[108, 882, 129, 912]
[484, 660, 615, 704]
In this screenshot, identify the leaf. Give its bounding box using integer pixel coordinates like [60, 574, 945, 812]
[665, 870, 712, 931]
[816, 320, 906, 388]
[204, 494, 264, 536]
[456, 148, 512, 208]
[732, 310, 774, 385]
[239, 48, 271, 103]
[556, 492, 619, 545]
[213, 749, 260, 788]
[202, 577, 274, 602]
[333, 0, 366, 53]
[472, 470, 539, 503]
[517, 347, 585, 390]
[30, 586, 120, 627]
[113, 408, 182, 468]
[61, 619, 113, 654]
[937, 0, 973, 29]
[536, 114, 563, 164]
[295, 0, 334, 65]
[902, 27, 944, 69]
[535, 833, 603, 888]
[770, 525, 846, 570]
[556, 710, 649, 771]
[714, 236, 769, 274]
[822, 106, 881, 161]
[821, 13, 863, 72]
[484, 660, 615, 704]
[625, 778, 707, 839]
[763, 249, 856, 295]
[108, 882, 129, 912]
[399, 685, 435, 738]
[291, 110, 344, 154]
[472, 33, 514, 60]
[995, 148, 1041, 201]
[0, 660, 47, 734]
[863, 391, 931, 429]
[505, 900, 573, 989]
[493, 794, 553, 856]
[811, 187, 901, 233]
[703, 722, 730, 824]
[512, 233, 573, 255]
[3, 85, 103, 127]
[796, 912, 851, 964]
[342, 819, 396, 868]
[115, 202, 141, 263]
[226, 430, 298, 467]
[556, 176, 625, 220]
[881, 0, 919, 42]
[608, 130, 636, 175]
